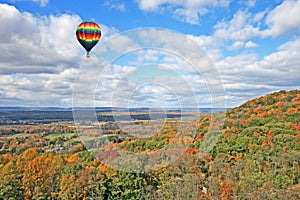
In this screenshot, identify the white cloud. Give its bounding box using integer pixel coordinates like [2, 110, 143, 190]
[263, 0, 300, 37]
[1, 3, 299, 108]
[173, 8, 203, 24]
[213, 1, 300, 42]
[0, 4, 83, 74]
[228, 41, 244, 50]
[0, 69, 78, 106]
[74, 28, 226, 108]
[0, 4, 120, 106]
[245, 41, 258, 48]
[247, 0, 256, 7]
[99, 35, 139, 54]
[104, 0, 126, 12]
[260, 36, 300, 74]
[215, 36, 300, 106]
[186, 34, 223, 61]
[213, 10, 261, 41]
[10, 0, 49, 7]
[135, 0, 231, 24]
[228, 40, 258, 50]
[33, 0, 48, 7]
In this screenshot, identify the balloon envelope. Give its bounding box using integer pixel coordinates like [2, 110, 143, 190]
[76, 22, 101, 57]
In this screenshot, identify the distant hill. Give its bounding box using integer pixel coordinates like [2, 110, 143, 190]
[0, 107, 230, 112]
[194, 90, 300, 156]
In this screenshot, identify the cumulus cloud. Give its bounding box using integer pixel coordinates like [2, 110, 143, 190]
[1, 2, 299, 108]
[186, 34, 223, 61]
[0, 4, 83, 74]
[135, 0, 231, 24]
[33, 0, 48, 7]
[247, 0, 256, 7]
[228, 40, 258, 50]
[213, 10, 261, 41]
[228, 41, 244, 50]
[10, 0, 49, 7]
[245, 41, 258, 48]
[215, 36, 300, 106]
[213, 0, 300, 42]
[0, 4, 119, 106]
[263, 0, 300, 37]
[104, 0, 126, 12]
[0, 69, 78, 106]
[73, 28, 226, 108]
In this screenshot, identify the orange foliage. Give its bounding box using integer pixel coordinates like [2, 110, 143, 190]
[296, 93, 300, 100]
[65, 153, 79, 163]
[185, 147, 198, 155]
[73, 143, 84, 152]
[104, 142, 117, 151]
[164, 132, 175, 139]
[219, 179, 236, 200]
[257, 111, 268, 118]
[121, 147, 129, 151]
[253, 132, 261, 137]
[262, 140, 273, 147]
[196, 133, 204, 140]
[282, 146, 291, 153]
[276, 101, 285, 108]
[182, 136, 194, 144]
[235, 153, 243, 161]
[294, 124, 300, 131]
[0, 154, 12, 165]
[267, 130, 275, 140]
[19, 147, 39, 161]
[254, 106, 265, 114]
[98, 163, 110, 175]
[287, 107, 298, 114]
[205, 154, 212, 161]
[240, 119, 250, 125]
[262, 140, 268, 147]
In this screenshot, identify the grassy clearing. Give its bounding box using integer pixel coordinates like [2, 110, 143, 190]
[45, 132, 77, 139]
[3, 133, 38, 139]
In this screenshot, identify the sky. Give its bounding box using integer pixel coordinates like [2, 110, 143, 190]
[0, 0, 299, 108]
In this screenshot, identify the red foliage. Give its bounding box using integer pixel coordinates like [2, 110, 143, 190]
[185, 147, 198, 155]
[121, 147, 129, 151]
[294, 124, 300, 131]
[253, 132, 261, 137]
[262, 140, 273, 147]
[276, 101, 285, 108]
[240, 119, 250, 125]
[219, 179, 236, 200]
[205, 154, 213, 161]
[196, 133, 204, 140]
[282, 146, 291, 153]
[97, 149, 120, 161]
[267, 130, 275, 140]
[287, 107, 298, 114]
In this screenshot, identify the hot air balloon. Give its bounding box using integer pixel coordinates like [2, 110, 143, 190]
[76, 22, 101, 58]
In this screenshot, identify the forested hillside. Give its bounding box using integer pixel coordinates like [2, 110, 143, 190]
[0, 90, 299, 199]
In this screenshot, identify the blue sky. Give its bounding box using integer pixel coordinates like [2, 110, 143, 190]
[0, 0, 299, 108]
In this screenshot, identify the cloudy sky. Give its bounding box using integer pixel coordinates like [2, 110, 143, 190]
[0, 0, 299, 108]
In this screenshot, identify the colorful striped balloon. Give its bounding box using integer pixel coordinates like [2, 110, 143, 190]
[76, 22, 101, 58]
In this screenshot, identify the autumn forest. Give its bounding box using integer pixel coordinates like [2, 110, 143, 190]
[0, 90, 299, 199]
